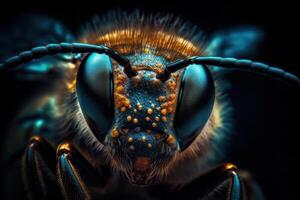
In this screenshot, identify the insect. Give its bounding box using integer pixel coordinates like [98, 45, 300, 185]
[0, 12, 298, 200]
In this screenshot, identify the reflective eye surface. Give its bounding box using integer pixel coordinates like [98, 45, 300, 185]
[174, 64, 215, 150]
[76, 53, 114, 142]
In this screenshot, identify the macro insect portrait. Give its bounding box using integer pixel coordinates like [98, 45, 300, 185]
[0, 1, 295, 200]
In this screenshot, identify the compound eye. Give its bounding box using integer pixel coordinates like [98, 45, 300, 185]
[174, 64, 215, 150]
[76, 53, 114, 143]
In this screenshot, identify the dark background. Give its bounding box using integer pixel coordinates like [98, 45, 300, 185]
[0, 0, 297, 199]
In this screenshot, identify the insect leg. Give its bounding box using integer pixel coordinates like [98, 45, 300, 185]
[56, 143, 110, 200]
[22, 136, 62, 200]
[174, 163, 246, 200]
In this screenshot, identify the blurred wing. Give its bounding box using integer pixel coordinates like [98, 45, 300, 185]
[205, 25, 264, 58]
[0, 14, 74, 59]
[205, 25, 263, 75]
[0, 14, 78, 82]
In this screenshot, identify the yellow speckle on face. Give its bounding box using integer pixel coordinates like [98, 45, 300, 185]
[133, 118, 139, 124]
[155, 133, 162, 139]
[141, 136, 147, 142]
[111, 128, 119, 138]
[157, 96, 167, 102]
[169, 93, 176, 100]
[161, 102, 168, 108]
[144, 48, 151, 54]
[156, 63, 163, 68]
[168, 99, 176, 107]
[137, 105, 143, 110]
[167, 107, 174, 113]
[161, 108, 167, 115]
[156, 68, 163, 75]
[146, 129, 151, 133]
[166, 134, 175, 145]
[123, 99, 131, 107]
[172, 73, 179, 79]
[116, 86, 124, 93]
[127, 115, 132, 121]
[128, 137, 133, 143]
[117, 74, 126, 81]
[152, 122, 157, 127]
[147, 108, 153, 114]
[167, 80, 177, 90]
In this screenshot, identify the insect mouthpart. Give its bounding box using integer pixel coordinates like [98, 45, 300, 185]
[130, 157, 152, 186]
[105, 128, 178, 186]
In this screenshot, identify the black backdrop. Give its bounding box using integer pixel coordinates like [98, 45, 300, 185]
[0, 0, 297, 199]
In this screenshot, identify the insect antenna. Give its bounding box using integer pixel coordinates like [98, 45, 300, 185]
[157, 56, 300, 86]
[0, 42, 137, 77]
